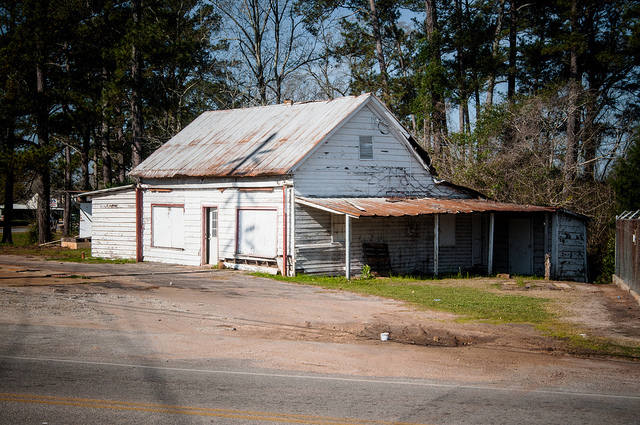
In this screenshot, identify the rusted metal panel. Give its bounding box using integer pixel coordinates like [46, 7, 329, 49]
[296, 196, 557, 218]
[129, 95, 372, 179]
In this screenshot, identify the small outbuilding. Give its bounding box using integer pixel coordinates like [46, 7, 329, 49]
[82, 94, 589, 281]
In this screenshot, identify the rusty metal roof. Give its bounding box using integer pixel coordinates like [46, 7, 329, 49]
[296, 197, 557, 218]
[130, 94, 379, 179]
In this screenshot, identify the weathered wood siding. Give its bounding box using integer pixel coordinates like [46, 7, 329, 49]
[554, 211, 588, 282]
[141, 182, 285, 266]
[492, 214, 510, 274]
[437, 214, 473, 274]
[294, 105, 461, 198]
[90, 189, 137, 260]
[532, 214, 547, 276]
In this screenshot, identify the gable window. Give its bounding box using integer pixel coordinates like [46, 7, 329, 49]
[152, 205, 185, 249]
[359, 135, 373, 160]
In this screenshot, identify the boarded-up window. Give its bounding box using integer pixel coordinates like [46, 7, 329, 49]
[332, 214, 345, 243]
[237, 209, 277, 258]
[152, 205, 185, 249]
[439, 214, 456, 247]
[359, 135, 373, 160]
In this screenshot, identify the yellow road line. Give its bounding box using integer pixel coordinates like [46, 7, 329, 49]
[0, 393, 426, 425]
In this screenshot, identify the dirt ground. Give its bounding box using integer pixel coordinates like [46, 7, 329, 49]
[1, 254, 640, 388]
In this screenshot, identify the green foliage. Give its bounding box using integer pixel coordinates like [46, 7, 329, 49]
[595, 235, 616, 284]
[611, 131, 640, 212]
[360, 264, 372, 279]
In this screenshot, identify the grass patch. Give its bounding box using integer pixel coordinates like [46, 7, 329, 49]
[540, 323, 640, 358]
[259, 273, 550, 324]
[0, 232, 32, 247]
[0, 232, 134, 264]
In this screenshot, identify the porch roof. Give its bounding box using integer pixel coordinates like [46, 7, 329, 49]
[296, 196, 557, 218]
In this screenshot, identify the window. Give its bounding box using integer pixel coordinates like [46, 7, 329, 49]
[359, 135, 373, 160]
[152, 205, 185, 249]
[237, 209, 277, 258]
[439, 214, 456, 247]
[332, 214, 345, 243]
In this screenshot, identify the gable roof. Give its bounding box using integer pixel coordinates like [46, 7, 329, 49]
[129, 94, 433, 179]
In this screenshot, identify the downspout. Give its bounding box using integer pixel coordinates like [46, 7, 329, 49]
[282, 185, 287, 276]
[135, 185, 143, 262]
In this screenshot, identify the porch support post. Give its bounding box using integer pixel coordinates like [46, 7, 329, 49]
[434, 214, 439, 276]
[282, 185, 287, 277]
[552, 212, 559, 279]
[135, 186, 143, 263]
[488, 213, 494, 275]
[290, 189, 296, 277]
[345, 215, 351, 279]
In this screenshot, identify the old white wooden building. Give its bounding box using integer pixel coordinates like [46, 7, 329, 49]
[82, 94, 589, 281]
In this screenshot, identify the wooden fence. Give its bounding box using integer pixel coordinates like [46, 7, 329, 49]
[615, 211, 640, 296]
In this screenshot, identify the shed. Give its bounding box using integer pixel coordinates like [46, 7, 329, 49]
[82, 94, 589, 281]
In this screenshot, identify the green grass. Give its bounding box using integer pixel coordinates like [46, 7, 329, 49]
[0, 232, 134, 264]
[259, 274, 550, 324]
[541, 324, 640, 358]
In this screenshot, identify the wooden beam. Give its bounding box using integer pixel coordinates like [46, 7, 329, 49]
[434, 214, 439, 276]
[488, 213, 494, 275]
[345, 215, 351, 279]
[552, 212, 559, 279]
[135, 186, 143, 263]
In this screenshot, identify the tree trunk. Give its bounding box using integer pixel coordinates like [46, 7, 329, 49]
[63, 145, 71, 237]
[101, 67, 112, 186]
[563, 0, 580, 189]
[368, 0, 389, 100]
[582, 8, 598, 181]
[2, 123, 15, 244]
[486, 0, 506, 107]
[425, 0, 448, 154]
[36, 60, 51, 244]
[80, 127, 91, 190]
[507, 0, 517, 103]
[131, 0, 143, 169]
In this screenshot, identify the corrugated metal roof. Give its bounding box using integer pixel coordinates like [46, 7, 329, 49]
[296, 197, 557, 218]
[130, 94, 376, 179]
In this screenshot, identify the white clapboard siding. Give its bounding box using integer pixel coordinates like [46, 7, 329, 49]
[140, 184, 284, 266]
[295, 105, 443, 197]
[90, 189, 137, 259]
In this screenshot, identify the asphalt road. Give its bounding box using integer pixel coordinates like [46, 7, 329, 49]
[1, 344, 639, 425]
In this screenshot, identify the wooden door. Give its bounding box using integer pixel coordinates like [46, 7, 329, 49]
[206, 207, 218, 265]
[509, 218, 532, 275]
